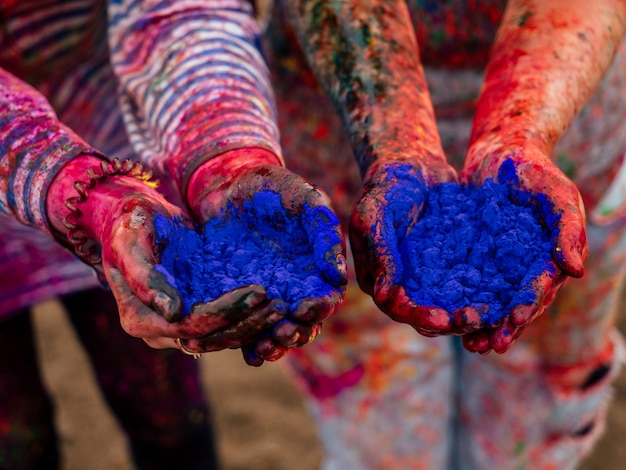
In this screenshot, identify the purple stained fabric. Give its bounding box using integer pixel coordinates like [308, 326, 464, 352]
[387, 163, 558, 325]
[154, 190, 340, 316]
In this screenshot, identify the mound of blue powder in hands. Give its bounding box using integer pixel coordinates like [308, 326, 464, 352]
[396, 176, 558, 326]
[155, 191, 341, 316]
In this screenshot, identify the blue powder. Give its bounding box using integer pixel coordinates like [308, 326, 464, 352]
[154, 190, 342, 316]
[386, 163, 558, 326]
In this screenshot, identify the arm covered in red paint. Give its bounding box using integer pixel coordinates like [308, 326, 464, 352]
[284, 0, 490, 335]
[461, 0, 626, 353]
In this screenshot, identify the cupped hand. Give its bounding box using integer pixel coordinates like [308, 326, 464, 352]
[183, 150, 347, 366]
[47, 158, 237, 344]
[460, 145, 587, 354]
[92, 188, 294, 354]
[349, 159, 488, 337]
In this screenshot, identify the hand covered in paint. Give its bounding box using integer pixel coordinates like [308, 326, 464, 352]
[459, 148, 584, 354]
[183, 149, 348, 366]
[349, 159, 491, 337]
[47, 157, 268, 348]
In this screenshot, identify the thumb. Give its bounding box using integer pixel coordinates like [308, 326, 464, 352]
[553, 192, 588, 278]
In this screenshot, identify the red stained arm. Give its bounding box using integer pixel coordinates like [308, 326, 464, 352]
[283, 0, 450, 181]
[467, 0, 626, 161]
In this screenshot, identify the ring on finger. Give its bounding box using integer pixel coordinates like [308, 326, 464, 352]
[176, 338, 202, 359]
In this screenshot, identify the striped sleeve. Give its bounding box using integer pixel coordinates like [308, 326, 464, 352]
[0, 68, 104, 236]
[106, 0, 283, 197]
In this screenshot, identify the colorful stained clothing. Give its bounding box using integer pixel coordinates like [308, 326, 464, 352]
[263, 1, 626, 468]
[0, 0, 281, 317]
[0, 1, 625, 470]
[0, 1, 278, 468]
[0, 0, 280, 469]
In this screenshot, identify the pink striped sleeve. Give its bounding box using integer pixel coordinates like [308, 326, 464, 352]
[106, 0, 283, 197]
[0, 67, 105, 236]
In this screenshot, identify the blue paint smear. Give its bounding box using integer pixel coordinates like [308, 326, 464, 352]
[154, 190, 341, 316]
[387, 164, 558, 326]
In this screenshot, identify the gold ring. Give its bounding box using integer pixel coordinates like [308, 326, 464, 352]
[176, 338, 202, 359]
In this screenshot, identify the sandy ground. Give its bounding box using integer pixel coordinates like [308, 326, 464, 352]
[32, 299, 626, 470]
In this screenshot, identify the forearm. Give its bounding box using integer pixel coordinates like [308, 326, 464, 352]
[106, 0, 283, 200]
[467, 0, 626, 163]
[0, 68, 104, 236]
[283, 0, 446, 179]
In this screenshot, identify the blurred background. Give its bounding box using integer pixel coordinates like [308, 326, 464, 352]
[33, 299, 625, 470]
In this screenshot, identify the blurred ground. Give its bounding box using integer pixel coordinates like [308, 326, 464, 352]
[33, 299, 625, 470]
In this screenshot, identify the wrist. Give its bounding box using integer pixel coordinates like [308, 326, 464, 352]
[363, 154, 455, 187]
[47, 157, 160, 264]
[47, 155, 107, 233]
[186, 147, 282, 217]
[464, 138, 551, 177]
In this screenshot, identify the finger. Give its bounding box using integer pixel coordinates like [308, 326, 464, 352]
[448, 306, 484, 334]
[107, 270, 271, 340]
[142, 337, 179, 349]
[301, 192, 348, 288]
[190, 284, 268, 316]
[489, 317, 522, 354]
[186, 300, 288, 352]
[462, 330, 491, 354]
[553, 204, 588, 278]
[273, 321, 322, 348]
[106, 209, 184, 322]
[255, 337, 289, 362]
[184, 285, 269, 334]
[509, 303, 535, 328]
[408, 306, 453, 336]
[373, 272, 402, 308]
[109, 245, 183, 322]
[378, 287, 453, 334]
[292, 289, 344, 323]
[242, 345, 264, 367]
[349, 185, 401, 296]
[517, 164, 587, 277]
[546, 188, 587, 277]
[510, 264, 566, 327]
[106, 267, 187, 338]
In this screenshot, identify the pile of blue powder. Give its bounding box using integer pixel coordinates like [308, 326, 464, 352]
[389, 163, 558, 326]
[154, 190, 342, 316]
